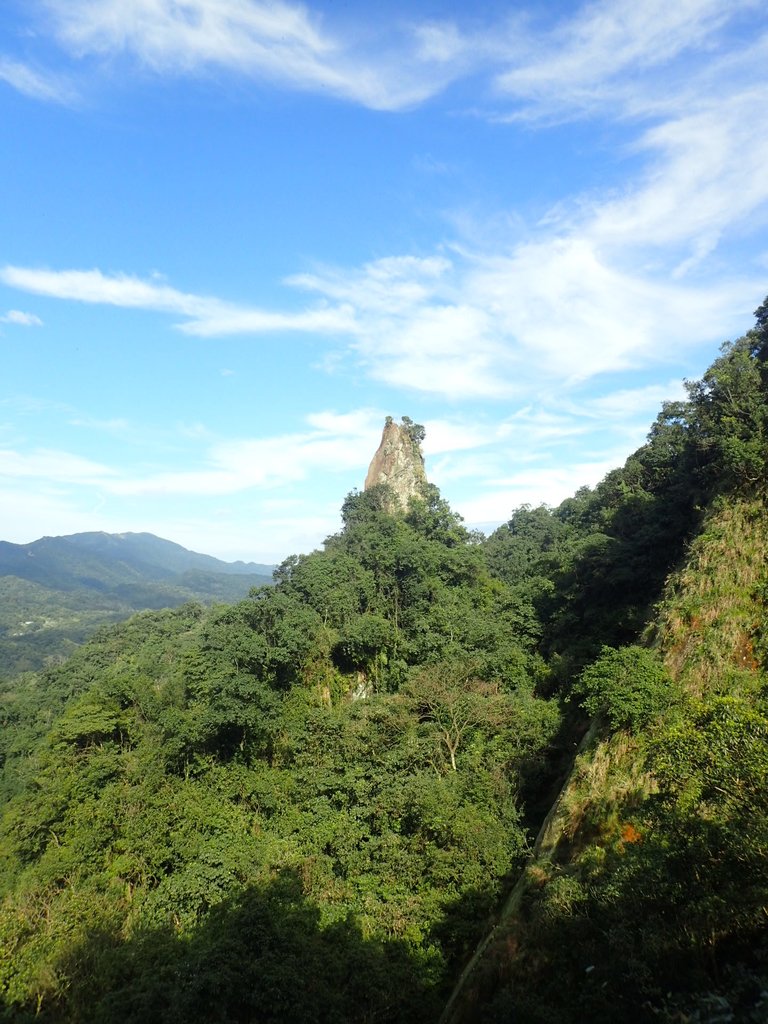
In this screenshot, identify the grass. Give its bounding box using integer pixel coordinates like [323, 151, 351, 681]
[649, 496, 768, 695]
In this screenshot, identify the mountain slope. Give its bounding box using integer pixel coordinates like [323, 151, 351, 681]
[443, 495, 768, 1023]
[0, 532, 274, 677]
[61, 531, 273, 578]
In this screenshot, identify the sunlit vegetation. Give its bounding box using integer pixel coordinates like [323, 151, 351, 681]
[1, 303, 767, 1022]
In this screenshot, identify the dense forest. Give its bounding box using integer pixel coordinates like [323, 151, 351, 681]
[1, 301, 767, 1022]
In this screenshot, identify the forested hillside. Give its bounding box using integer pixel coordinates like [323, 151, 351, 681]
[0, 302, 767, 1023]
[0, 532, 273, 677]
[444, 302, 768, 1022]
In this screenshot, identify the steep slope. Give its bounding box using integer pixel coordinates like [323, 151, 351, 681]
[443, 495, 768, 1023]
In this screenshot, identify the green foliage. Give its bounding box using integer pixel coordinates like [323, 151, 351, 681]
[0, 478, 559, 1021]
[486, 304, 768, 683]
[578, 645, 674, 731]
[686, 336, 768, 491]
[4, 303, 768, 1022]
[400, 414, 427, 445]
[468, 388, 768, 1024]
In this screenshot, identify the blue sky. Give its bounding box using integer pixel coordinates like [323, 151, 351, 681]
[1, 0, 767, 563]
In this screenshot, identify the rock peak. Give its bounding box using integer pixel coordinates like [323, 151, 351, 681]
[364, 416, 428, 512]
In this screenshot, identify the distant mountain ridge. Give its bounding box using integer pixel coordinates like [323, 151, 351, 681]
[0, 531, 275, 676]
[61, 531, 272, 579]
[0, 531, 272, 586]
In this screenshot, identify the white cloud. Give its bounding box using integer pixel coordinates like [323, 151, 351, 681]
[2, 245, 759, 404]
[178, 304, 354, 337]
[8, 0, 767, 122]
[0, 477, 333, 562]
[105, 409, 382, 496]
[587, 92, 768, 255]
[0, 447, 116, 484]
[0, 484, 106, 546]
[0, 309, 43, 326]
[421, 373, 703, 529]
[0, 265, 353, 337]
[482, 2, 768, 288]
[176, 422, 213, 441]
[1, 265, 214, 313]
[421, 418, 498, 456]
[304, 408, 380, 436]
[289, 245, 759, 395]
[4, 6, 767, 403]
[0, 413, 382, 558]
[493, 0, 755, 119]
[413, 22, 466, 64]
[42, 0, 461, 110]
[291, 256, 513, 397]
[457, 456, 626, 528]
[564, 381, 688, 421]
[0, 55, 76, 103]
[274, 15, 766, 396]
[68, 415, 131, 434]
[168, 510, 340, 563]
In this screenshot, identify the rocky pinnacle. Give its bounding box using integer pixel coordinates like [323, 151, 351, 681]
[364, 416, 428, 512]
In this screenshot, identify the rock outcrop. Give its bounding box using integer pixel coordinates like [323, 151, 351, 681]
[364, 416, 428, 512]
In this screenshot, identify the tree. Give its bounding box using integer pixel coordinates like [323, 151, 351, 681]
[751, 294, 768, 362]
[404, 661, 504, 771]
[686, 337, 768, 491]
[400, 415, 426, 445]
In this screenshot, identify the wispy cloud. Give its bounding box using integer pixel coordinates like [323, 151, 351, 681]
[0, 399, 632, 538]
[0, 447, 116, 484]
[4, 2, 767, 404]
[0, 55, 76, 103]
[0, 411, 383, 555]
[41, 0, 462, 110]
[484, 2, 768, 283]
[426, 376, 691, 518]
[0, 409, 382, 524]
[0, 265, 353, 337]
[457, 456, 625, 528]
[586, 91, 768, 258]
[105, 408, 383, 496]
[291, 246, 757, 394]
[0, 309, 43, 326]
[1, 245, 758, 403]
[276, 7, 766, 398]
[562, 381, 688, 421]
[67, 414, 132, 434]
[493, 0, 757, 120]
[9, 0, 767, 120]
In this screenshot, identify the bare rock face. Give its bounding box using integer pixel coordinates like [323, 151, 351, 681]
[364, 416, 428, 512]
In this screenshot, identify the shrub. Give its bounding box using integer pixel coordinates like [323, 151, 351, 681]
[579, 645, 673, 731]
